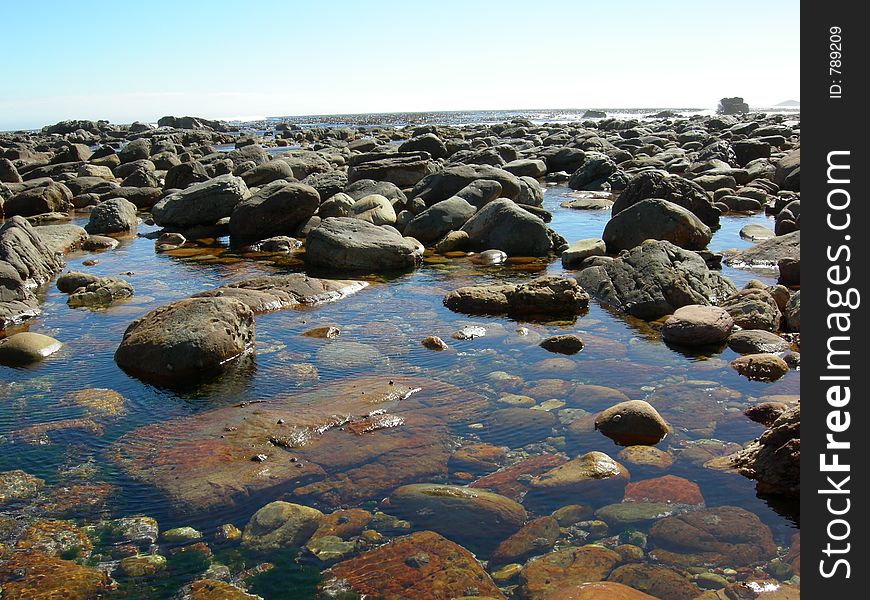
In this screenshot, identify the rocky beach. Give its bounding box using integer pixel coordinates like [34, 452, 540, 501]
[0, 108, 800, 599]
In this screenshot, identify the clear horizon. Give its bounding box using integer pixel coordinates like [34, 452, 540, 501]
[0, 0, 800, 131]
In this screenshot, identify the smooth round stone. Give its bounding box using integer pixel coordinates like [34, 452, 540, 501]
[475, 249, 508, 265]
[595, 502, 688, 526]
[0, 333, 63, 365]
[421, 335, 448, 350]
[727, 330, 790, 354]
[661, 305, 734, 346]
[730, 353, 789, 381]
[242, 501, 323, 552]
[540, 334, 584, 355]
[561, 238, 606, 269]
[739, 223, 775, 241]
[594, 400, 670, 446]
[544, 582, 656, 600]
[529, 451, 630, 500]
[82, 235, 120, 251]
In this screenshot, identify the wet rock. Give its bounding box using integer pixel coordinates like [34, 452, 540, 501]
[163, 526, 203, 543]
[311, 508, 372, 541]
[561, 239, 606, 269]
[0, 469, 45, 503]
[784, 290, 800, 332]
[320, 530, 504, 600]
[192, 273, 366, 314]
[613, 171, 720, 226]
[114, 296, 255, 386]
[404, 196, 477, 243]
[111, 515, 159, 546]
[459, 199, 552, 255]
[118, 553, 167, 576]
[595, 502, 690, 526]
[82, 235, 120, 250]
[661, 305, 734, 346]
[727, 330, 791, 354]
[444, 275, 589, 318]
[604, 198, 712, 252]
[55, 270, 102, 293]
[529, 451, 630, 504]
[0, 551, 112, 598]
[491, 516, 560, 566]
[568, 385, 631, 411]
[739, 223, 775, 241]
[449, 443, 507, 475]
[540, 334, 584, 355]
[624, 475, 704, 505]
[544, 581, 657, 600]
[15, 519, 92, 557]
[0, 332, 63, 365]
[720, 288, 782, 332]
[83, 197, 138, 234]
[305, 217, 423, 272]
[607, 563, 702, 600]
[519, 545, 621, 599]
[730, 353, 789, 381]
[594, 400, 670, 446]
[33, 223, 88, 254]
[67, 276, 134, 307]
[727, 404, 799, 498]
[306, 534, 356, 562]
[778, 257, 799, 286]
[471, 454, 567, 500]
[241, 500, 322, 552]
[316, 341, 385, 370]
[152, 174, 250, 227]
[421, 335, 449, 350]
[576, 240, 737, 319]
[66, 387, 126, 416]
[229, 181, 320, 240]
[215, 523, 242, 544]
[648, 506, 777, 567]
[568, 153, 617, 191]
[181, 579, 262, 599]
[617, 446, 674, 470]
[385, 483, 526, 552]
[724, 230, 800, 269]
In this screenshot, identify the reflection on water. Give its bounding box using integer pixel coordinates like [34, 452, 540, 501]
[0, 184, 796, 598]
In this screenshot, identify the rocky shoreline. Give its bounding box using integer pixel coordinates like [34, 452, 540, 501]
[1, 111, 799, 599]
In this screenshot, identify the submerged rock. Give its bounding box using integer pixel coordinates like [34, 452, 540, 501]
[490, 515, 560, 566]
[242, 501, 323, 552]
[114, 296, 255, 386]
[519, 545, 621, 599]
[576, 240, 737, 320]
[0, 469, 45, 503]
[67, 276, 134, 307]
[730, 353, 789, 381]
[724, 230, 800, 269]
[320, 530, 504, 600]
[0, 551, 112, 598]
[544, 581, 656, 600]
[529, 451, 630, 503]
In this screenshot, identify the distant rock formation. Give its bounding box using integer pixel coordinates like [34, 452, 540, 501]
[157, 115, 232, 132]
[717, 97, 750, 115]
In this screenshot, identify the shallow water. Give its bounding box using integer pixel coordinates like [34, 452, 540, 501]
[0, 185, 797, 597]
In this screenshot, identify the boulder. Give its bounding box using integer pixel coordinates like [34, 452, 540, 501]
[613, 171, 719, 226]
[455, 179, 504, 208]
[727, 329, 791, 354]
[594, 400, 670, 446]
[529, 451, 630, 503]
[460, 199, 552, 256]
[540, 334, 585, 355]
[490, 516, 560, 566]
[67, 277, 134, 307]
[229, 181, 320, 240]
[561, 239, 606, 269]
[730, 353, 789, 381]
[544, 582, 656, 600]
[164, 161, 210, 189]
[724, 230, 800, 269]
[241, 159, 295, 187]
[726, 404, 799, 498]
[385, 483, 527, 553]
[351, 193, 397, 225]
[344, 179, 407, 205]
[84, 197, 138, 234]
[603, 198, 712, 251]
[305, 217, 423, 272]
[4, 182, 71, 217]
[411, 164, 522, 205]
[444, 276, 589, 318]
[241, 501, 322, 552]
[504, 158, 547, 178]
[0, 332, 63, 365]
[152, 174, 250, 227]
[576, 240, 737, 319]
[661, 305, 734, 346]
[57, 271, 101, 293]
[399, 133, 449, 159]
[519, 546, 621, 599]
[719, 288, 782, 331]
[320, 531, 504, 600]
[346, 152, 436, 187]
[114, 296, 255, 386]
[568, 153, 617, 190]
[785, 290, 800, 331]
[403, 196, 477, 243]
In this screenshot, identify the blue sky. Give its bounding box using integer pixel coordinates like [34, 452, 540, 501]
[0, 0, 800, 130]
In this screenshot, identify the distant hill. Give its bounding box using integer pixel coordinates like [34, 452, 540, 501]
[776, 100, 800, 106]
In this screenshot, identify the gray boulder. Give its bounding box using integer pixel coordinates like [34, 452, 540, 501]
[410, 164, 521, 206]
[602, 198, 712, 251]
[85, 197, 138, 234]
[403, 197, 477, 243]
[459, 199, 552, 256]
[4, 182, 72, 217]
[613, 171, 720, 226]
[229, 181, 320, 240]
[152, 174, 250, 227]
[305, 217, 423, 272]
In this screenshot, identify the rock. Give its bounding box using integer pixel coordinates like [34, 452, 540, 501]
[182, 580, 262, 599]
[229, 181, 320, 240]
[152, 174, 250, 227]
[724, 230, 800, 269]
[56, 271, 100, 293]
[399, 133, 449, 159]
[411, 164, 521, 205]
[449, 444, 507, 474]
[623, 475, 704, 505]
[544, 581, 656, 600]
[306, 534, 356, 562]
[82, 235, 120, 251]
[661, 305, 734, 346]
[595, 502, 687, 526]
[727, 405, 799, 498]
[67, 276, 134, 307]
[33, 223, 87, 254]
[613, 171, 719, 226]
[727, 330, 791, 354]
[519, 545, 621, 599]
[568, 153, 617, 190]
[114, 296, 255, 386]
[385, 483, 526, 553]
[0, 551, 112, 598]
[302, 171, 348, 201]
[311, 508, 372, 541]
[774, 148, 800, 191]
[718, 97, 749, 114]
[241, 159, 295, 187]
[603, 198, 712, 251]
[118, 553, 167, 577]
[617, 446, 673, 470]
[241, 501, 322, 552]
[460, 199, 552, 256]
[351, 193, 397, 225]
[561, 239, 606, 269]
[471, 454, 567, 501]
[65, 388, 126, 417]
[785, 290, 800, 331]
[0, 332, 63, 365]
[344, 179, 408, 205]
[529, 451, 630, 503]
[83, 197, 138, 235]
[305, 217, 423, 271]
[318, 192, 356, 218]
[540, 334, 584, 355]
[576, 240, 737, 319]
[4, 182, 72, 217]
[504, 158, 548, 178]
[165, 161, 210, 189]
[163, 526, 202, 542]
[730, 353, 789, 381]
[320, 530, 504, 600]
[347, 152, 436, 187]
[607, 563, 702, 600]
[0, 469, 45, 503]
[648, 506, 777, 567]
[594, 400, 669, 446]
[422, 336, 448, 350]
[404, 196, 477, 243]
[778, 257, 799, 286]
[740, 223, 775, 241]
[456, 179, 504, 208]
[491, 516, 560, 566]
[720, 289, 782, 331]
[0, 157, 23, 183]
[444, 276, 588, 318]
